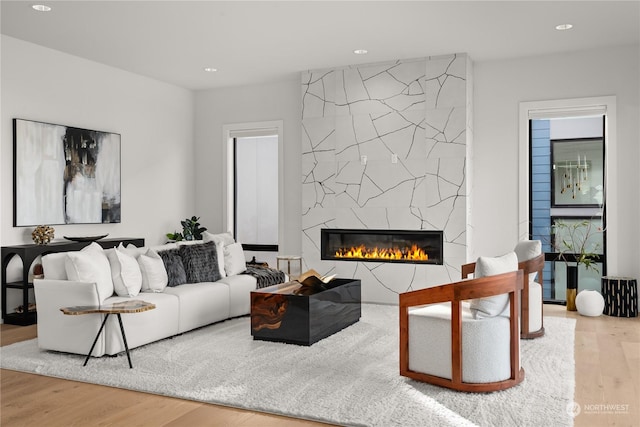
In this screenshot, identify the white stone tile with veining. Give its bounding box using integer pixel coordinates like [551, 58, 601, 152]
[301, 69, 336, 119]
[425, 106, 467, 159]
[302, 161, 336, 209]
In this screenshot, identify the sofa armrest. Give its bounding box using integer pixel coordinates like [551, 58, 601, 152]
[34, 279, 107, 356]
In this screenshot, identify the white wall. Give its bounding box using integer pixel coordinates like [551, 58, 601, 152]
[474, 45, 639, 279]
[1, 36, 195, 248]
[1, 36, 195, 314]
[194, 79, 301, 254]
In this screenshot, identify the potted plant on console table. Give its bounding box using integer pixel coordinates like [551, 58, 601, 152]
[552, 218, 603, 311]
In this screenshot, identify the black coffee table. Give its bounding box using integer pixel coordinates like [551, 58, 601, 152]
[250, 278, 361, 345]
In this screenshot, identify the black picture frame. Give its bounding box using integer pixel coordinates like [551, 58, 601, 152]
[550, 138, 604, 208]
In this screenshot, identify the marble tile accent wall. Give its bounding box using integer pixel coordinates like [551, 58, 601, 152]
[301, 54, 473, 303]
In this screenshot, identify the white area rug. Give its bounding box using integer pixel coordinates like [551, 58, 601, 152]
[1, 304, 575, 427]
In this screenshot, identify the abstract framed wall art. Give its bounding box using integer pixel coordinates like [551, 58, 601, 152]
[13, 118, 121, 226]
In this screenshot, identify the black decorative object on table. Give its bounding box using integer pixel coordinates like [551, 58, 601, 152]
[1, 238, 144, 325]
[63, 234, 109, 242]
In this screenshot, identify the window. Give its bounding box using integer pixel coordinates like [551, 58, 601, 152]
[234, 134, 278, 251]
[522, 99, 615, 304]
[223, 121, 283, 260]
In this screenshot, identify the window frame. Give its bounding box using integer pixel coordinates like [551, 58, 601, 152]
[223, 121, 284, 252]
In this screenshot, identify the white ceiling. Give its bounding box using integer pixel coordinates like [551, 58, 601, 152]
[2, 1, 639, 91]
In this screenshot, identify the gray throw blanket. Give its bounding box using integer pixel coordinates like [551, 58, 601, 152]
[243, 265, 286, 289]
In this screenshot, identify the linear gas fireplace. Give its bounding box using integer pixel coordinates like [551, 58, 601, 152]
[321, 229, 443, 265]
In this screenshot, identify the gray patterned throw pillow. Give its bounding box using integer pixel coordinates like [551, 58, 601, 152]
[158, 249, 187, 287]
[180, 241, 221, 283]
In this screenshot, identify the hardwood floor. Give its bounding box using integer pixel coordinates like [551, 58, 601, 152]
[1, 305, 638, 426]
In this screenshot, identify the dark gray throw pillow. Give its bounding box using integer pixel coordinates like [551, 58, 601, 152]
[180, 241, 221, 283]
[158, 249, 187, 287]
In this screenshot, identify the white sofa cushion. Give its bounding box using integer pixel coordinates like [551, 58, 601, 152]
[164, 282, 231, 332]
[529, 281, 543, 330]
[102, 293, 180, 355]
[107, 248, 142, 297]
[65, 245, 114, 302]
[469, 252, 518, 319]
[224, 242, 246, 276]
[138, 249, 168, 293]
[217, 274, 257, 317]
[409, 302, 512, 383]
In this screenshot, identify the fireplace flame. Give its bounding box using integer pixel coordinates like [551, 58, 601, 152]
[334, 244, 428, 261]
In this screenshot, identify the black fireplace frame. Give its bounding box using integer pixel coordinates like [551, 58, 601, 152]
[320, 228, 443, 265]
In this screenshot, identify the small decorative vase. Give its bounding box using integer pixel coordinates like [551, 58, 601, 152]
[32, 225, 55, 245]
[566, 265, 578, 311]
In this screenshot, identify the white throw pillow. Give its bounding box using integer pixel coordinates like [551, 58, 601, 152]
[469, 252, 518, 319]
[65, 251, 115, 302]
[108, 248, 142, 297]
[514, 240, 542, 282]
[223, 242, 246, 276]
[42, 252, 69, 280]
[138, 249, 168, 292]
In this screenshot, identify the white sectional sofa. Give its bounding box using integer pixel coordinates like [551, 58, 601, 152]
[34, 232, 258, 357]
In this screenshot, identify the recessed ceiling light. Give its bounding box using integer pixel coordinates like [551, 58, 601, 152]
[32, 4, 52, 12]
[555, 24, 573, 31]
[353, 49, 368, 55]
[204, 67, 218, 73]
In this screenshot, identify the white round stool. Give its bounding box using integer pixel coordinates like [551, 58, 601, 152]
[575, 290, 605, 317]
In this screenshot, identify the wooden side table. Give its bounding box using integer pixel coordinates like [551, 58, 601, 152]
[60, 300, 156, 368]
[601, 276, 638, 317]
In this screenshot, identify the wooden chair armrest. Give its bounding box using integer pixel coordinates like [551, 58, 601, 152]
[461, 262, 476, 279]
[399, 270, 524, 310]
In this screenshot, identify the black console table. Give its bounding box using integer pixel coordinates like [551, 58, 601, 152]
[1, 238, 145, 326]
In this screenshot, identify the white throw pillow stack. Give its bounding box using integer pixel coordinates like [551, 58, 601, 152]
[41, 233, 248, 299]
[468, 252, 518, 319]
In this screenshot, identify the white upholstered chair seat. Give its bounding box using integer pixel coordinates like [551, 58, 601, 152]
[409, 302, 511, 383]
[527, 281, 543, 333]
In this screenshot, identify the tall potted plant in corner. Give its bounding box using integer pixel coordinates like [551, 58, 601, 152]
[552, 218, 603, 311]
